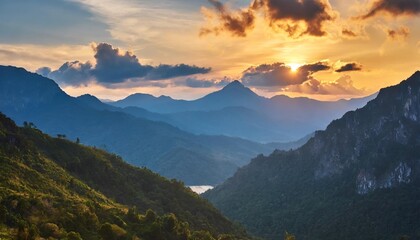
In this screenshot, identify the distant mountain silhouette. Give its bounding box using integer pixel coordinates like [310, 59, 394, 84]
[204, 71, 420, 240]
[112, 79, 375, 142]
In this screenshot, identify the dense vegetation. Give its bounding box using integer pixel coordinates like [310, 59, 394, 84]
[0, 112, 250, 240]
[205, 71, 420, 240]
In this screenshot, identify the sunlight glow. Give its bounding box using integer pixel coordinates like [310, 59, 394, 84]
[288, 63, 301, 72]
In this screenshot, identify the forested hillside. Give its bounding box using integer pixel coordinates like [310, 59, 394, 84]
[0, 112, 249, 240]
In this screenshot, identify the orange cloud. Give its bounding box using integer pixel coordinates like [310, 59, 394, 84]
[386, 26, 410, 41]
[360, 0, 420, 19]
[282, 75, 367, 95]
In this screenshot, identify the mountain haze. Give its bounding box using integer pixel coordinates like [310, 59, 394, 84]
[113, 80, 375, 142]
[0, 66, 279, 185]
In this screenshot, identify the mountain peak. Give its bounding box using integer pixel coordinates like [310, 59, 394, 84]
[407, 70, 420, 82]
[223, 80, 245, 90]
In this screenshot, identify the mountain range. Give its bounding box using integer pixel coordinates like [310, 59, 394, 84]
[0, 65, 371, 185]
[0, 112, 249, 240]
[111, 80, 375, 142]
[0, 66, 279, 185]
[204, 71, 420, 240]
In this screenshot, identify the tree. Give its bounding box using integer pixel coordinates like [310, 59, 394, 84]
[284, 231, 296, 240]
[67, 231, 82, 240]
[57, 134, 67, 139]
[99, 223, 127, 240]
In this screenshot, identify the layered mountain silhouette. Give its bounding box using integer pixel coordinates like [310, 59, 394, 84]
[0, 112, 250, 239]
[113, 80, 375, 142]
[204, 71, 420, 240]
[0, 66, 283, 185]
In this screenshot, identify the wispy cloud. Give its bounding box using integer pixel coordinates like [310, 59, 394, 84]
[386, 26, 410, 41]
[282, 75, 367, 96]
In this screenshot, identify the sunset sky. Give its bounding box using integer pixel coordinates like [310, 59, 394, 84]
[1, 0, 419, 101]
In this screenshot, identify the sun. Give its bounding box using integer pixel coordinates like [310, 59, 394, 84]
[288, 63, 301, 72]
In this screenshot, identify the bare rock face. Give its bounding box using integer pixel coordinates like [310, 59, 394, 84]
[356, 162, 412, 194]
[305, 71, 420, 194]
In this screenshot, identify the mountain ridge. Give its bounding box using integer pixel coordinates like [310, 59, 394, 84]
[0, 65, 279, 185]
[111, 78, 375, 142]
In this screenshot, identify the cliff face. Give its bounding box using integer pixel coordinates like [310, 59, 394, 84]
[303, 71, 420, 194]
[204, 71, 420, 240]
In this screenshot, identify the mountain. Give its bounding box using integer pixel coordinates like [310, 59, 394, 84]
[112, 80, 264, 113]
[76, 94, 119, 112]
[204, 71, 420, 240]
[124, 106, 292, 142]
[112, 80, 375, 142]
[0, 112, 250, 240]
[112, 93, 182, 112]
[0, 66, 278, 185]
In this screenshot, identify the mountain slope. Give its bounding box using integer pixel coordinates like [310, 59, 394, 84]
[0, 112, 250, 239]
[204, 71, 420, 240]
[0, 65, 277, 185]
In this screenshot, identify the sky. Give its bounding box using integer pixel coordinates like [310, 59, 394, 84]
[0, 0, 419, 101]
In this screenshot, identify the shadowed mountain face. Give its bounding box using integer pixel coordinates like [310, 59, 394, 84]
[204, 71, 420, 240]
[0, 112, 250, 239]
[112, 80, 375, 142]
[0, 66, 282, 185]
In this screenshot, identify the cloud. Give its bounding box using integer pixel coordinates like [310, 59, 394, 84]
[146, 64, 212, 80]
[37, 43, 211, 87]
[48, 61, 94, 86]
[342, 29, 357, 37]
[386, 26, 410, 40]
[282, 75, 367, 95]
[201, 0, 335, 37]
[360, 0, 420, 19]
[241, 62, 330, 87]
[36, 67, 52, 77]
[183, 77, 231, 88]
[90, 43, 152, 83]
[200, 0, 257, 37]
[335, 63, 363, 72]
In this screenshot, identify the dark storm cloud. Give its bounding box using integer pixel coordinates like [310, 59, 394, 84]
[360, 0, 420, 19]
[201, 0, 335, 37]
[335, 63, 363, 72]
[241, 61, 330, 87]
[38, 43, 211, 87]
